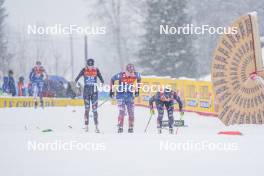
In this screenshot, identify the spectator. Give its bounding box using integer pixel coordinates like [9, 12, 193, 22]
[28, 82, 33, 96]
[17, 76, 26, 96]
[8, 70, 16, 96]
[2, 76, 9, 93]
[2, 71, 16, 96]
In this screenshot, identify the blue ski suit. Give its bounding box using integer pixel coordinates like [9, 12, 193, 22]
[110, 71, 141, 128]
[149, 90, 183, 128]
[29, 65, 47, 102]
[75, 66, 104, 125]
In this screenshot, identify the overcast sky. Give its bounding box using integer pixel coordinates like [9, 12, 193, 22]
[5, 0, 88, 26]
[3, 0, 110, 80]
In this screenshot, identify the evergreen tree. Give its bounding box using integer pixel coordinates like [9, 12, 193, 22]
[138, 0, 198, 78]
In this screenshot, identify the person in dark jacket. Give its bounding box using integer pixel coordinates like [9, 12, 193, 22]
[7, 70, 16, 96]
[2, 76, 9, 93]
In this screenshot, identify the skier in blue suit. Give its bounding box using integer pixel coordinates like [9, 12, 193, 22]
[29, 61, 48, 108]
[110, 63, 141, 133]
[75, 58, 104, 133]
[149, 88, 184, 134]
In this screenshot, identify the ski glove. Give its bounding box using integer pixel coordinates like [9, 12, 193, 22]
[180, 111, 184, 116]
[150, 108, 155, 115]
[135, 91, 139, 97]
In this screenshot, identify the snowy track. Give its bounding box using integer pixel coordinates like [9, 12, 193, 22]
[0, 102, 263, 176]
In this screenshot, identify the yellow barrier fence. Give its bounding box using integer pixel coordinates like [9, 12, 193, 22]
[134, 77, 217, 117]
[0, 77, 217, 117]
[0, 97, 83, 108]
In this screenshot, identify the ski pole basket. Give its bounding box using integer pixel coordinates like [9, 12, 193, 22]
[162, 120, 184, 127]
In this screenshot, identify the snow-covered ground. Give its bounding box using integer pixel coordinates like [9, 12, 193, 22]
[0, 102, 263, 176]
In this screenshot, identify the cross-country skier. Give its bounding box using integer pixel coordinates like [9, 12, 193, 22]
[29, 61, 47, 108]
[109, 63, 141, 133]
[149, 88, 184, 134]
[75, 58, 104, 133]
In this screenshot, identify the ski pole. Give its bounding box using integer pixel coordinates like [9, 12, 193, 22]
[89, 98, 110, 118]
[144, 114, 154, 133]
[97, 98, 110, 109]
[175, 112, 184, 135]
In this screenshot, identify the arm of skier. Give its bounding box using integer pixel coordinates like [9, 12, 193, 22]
[135, 72, 141, 97]
[75, 68, 84, 83]
[149, 93, 159, 115]
[43, 67, 48, 80]
[149, 96, 155, 109]
[29, 69, 34, 82]
[109, 73, 120, 98]
[174, 92, 184, 114]
[97, 68, 104, 84]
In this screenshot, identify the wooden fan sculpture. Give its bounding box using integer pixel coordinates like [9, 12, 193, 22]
[212, 12, 264, 125]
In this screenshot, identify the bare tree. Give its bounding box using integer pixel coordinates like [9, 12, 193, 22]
[0, 0, 8, 74]
[85, 0, 146, 70]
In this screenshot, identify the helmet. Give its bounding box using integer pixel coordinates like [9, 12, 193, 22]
[36, 61, 42, 66]
[86, 58, 94, 66]
[126, 63, 135, 73]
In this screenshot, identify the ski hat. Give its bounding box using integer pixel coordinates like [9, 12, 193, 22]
[126, 63, 135, 73]
[164, 88, 172, 92]
[36, 61, 42, 66]
[86, 58, 94, 66]
[19, 76, 24, 82]
[8, 70, 13, 76]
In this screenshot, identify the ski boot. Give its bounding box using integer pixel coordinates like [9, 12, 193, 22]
[169, 128, 174, 134]
[117, 126, 123, 133]
[157, 127, 162, 134]
[128, 127, 134, 133]
[95, 126, 100, 133]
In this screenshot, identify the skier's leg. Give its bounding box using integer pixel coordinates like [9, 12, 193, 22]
[127, 100, 135, 133]
[157, 103, 164, 128]
[32, 82, 38, 107]
[91, 92, 100, 133]
[38, 82, 44, 108]
[166, 103, 174, 134]
[117, 99, 125, 132]
[91, 92, 98, 125]
[83, 92, 91, 131]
